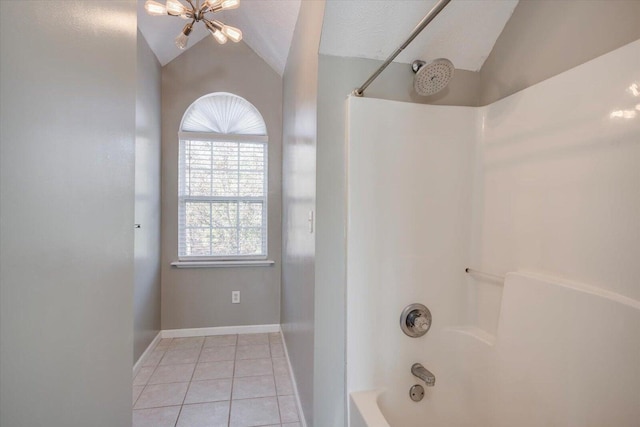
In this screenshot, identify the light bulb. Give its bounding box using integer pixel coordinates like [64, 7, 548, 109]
[222, 24, 242, 42]
[206, 0, 222, 8]
[166, 0, 186, 16]
[175, 32, 189, 49]
[145, 0, 167, 16]
[210, 28, 228, 44]
[175, 23, 192, 50]
[205, 21, 228, 44]
[220, 0, 240, 10]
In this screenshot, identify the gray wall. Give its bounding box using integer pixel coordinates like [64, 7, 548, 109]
[161, 38, 283, 330]
[479, 0, 640, 105]
[281, 1, 326, 425]
[0, 2, 136, 426]
[134, 31, 162, 362]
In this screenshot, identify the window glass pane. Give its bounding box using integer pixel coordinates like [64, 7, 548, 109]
[212, 170, 239, 197]
[212, 142, 239, 170]
[239, 227, 263, 255]
[211, 202, 238, 228]
[239, 172, 264, 197]
[186, 202, 211, 227]
[187, 140, 212, 167]
[211, 228, 238, 255]
[239, 143, 265, 171]
[187, 169, 212, 196]
[185, 228, 211, 256]
[239, 202, 263, 227]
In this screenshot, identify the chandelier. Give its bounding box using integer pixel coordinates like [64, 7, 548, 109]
[144, 0, 242, 49]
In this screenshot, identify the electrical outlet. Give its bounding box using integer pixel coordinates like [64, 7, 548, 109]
[232, 291, 240, 304]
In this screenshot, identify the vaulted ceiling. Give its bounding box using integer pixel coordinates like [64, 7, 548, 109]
[137, 0, 301, 75]
[138, 0, 518, 75]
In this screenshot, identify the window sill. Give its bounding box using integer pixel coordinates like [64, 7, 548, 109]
[170, 260, 275, 268]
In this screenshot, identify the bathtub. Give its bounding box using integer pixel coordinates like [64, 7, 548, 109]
[349, 390, 389, 427]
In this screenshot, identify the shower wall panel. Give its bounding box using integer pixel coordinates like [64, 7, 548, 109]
[473, 38, 640, 306]
[346, 97, 477, 425]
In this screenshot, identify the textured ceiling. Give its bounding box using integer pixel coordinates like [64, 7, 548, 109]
[137, 0, 301, 74]
[320, 0, 519, 72]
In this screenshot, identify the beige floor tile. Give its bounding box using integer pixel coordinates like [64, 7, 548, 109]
[176, 401, 230, 427]
[237, 333, 269, 345]
[169, 336, 205, 350]
[193, 360, 235, 381]
[141, 350, 165, 367]
[132, 406, 180, 427]
[270, 343, 285, 358]
[133, 366, 156, 386]
[282, 423, 302, 427]
[230, 396, 280, 426]
[232, 375, 276, 400]
[268, 333, 282, 344]
[155, 338, 173, 351]
[144, 349, 166, 366]
[234, 358, 273, 377]
[275, 374, 293, 396]
[271, 358, 289, 376]
[148, 363, 195, 385]
[204, 334, 237, 347]
[184, 379, 232, 404]
[134, 382, 189, 409]
[160, 348, 200, 365]
[199, 345, 236, 362]
[236, 344, 270, 360]
[132, 385, 145, 405]
[278, 395, 299, 423]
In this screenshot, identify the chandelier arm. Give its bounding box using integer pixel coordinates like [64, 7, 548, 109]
[184, 0, 196, 12]
[204, 18, 222, 31]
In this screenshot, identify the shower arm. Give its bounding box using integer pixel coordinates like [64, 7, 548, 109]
[352, 0, 452, 97]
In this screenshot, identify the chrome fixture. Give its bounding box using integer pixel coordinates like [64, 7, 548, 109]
[400, 303, 432, 338]
[353, 0, 452, 97]
[411, 363, 436, 387]
[412, 58, 455, 96]
[409, 384, 425, 402]
[144, 0, 242, 50]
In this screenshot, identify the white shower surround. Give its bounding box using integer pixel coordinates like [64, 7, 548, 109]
[346, 39, 640, 427]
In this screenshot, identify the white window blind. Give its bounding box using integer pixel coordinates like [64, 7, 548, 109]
[178, 93, 268, 260]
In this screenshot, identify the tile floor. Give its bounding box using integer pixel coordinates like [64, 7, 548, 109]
[132, 333, 302, 427]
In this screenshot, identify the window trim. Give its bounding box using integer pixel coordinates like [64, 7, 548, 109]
[177, 132, 269, 262]
[178, 132, 268, 143]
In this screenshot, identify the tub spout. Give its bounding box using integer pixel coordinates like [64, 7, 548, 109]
[411, 363, 435, 387]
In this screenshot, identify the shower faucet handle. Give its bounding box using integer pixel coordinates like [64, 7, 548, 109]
[413, 315, 430, 331]
[400, 303, 432, 338]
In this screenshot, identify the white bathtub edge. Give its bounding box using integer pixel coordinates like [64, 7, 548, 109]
[349, 390, 391, 427]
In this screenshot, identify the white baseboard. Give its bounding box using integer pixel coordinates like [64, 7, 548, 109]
[133, 331, 162, 378]
[161, 324, 281, 339]
[280, 329, 308, 427]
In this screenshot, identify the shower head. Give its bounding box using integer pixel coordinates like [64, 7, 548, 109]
[412, 58, 455, 96]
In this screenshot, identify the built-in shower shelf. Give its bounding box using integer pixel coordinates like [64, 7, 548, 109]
[447, 326, 496, 347]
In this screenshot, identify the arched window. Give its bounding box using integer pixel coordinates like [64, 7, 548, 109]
[178, 93, 268, 260]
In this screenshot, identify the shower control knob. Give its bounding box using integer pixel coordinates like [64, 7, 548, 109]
[400, 303, 432, 338]
[415, 316, 429, 331]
